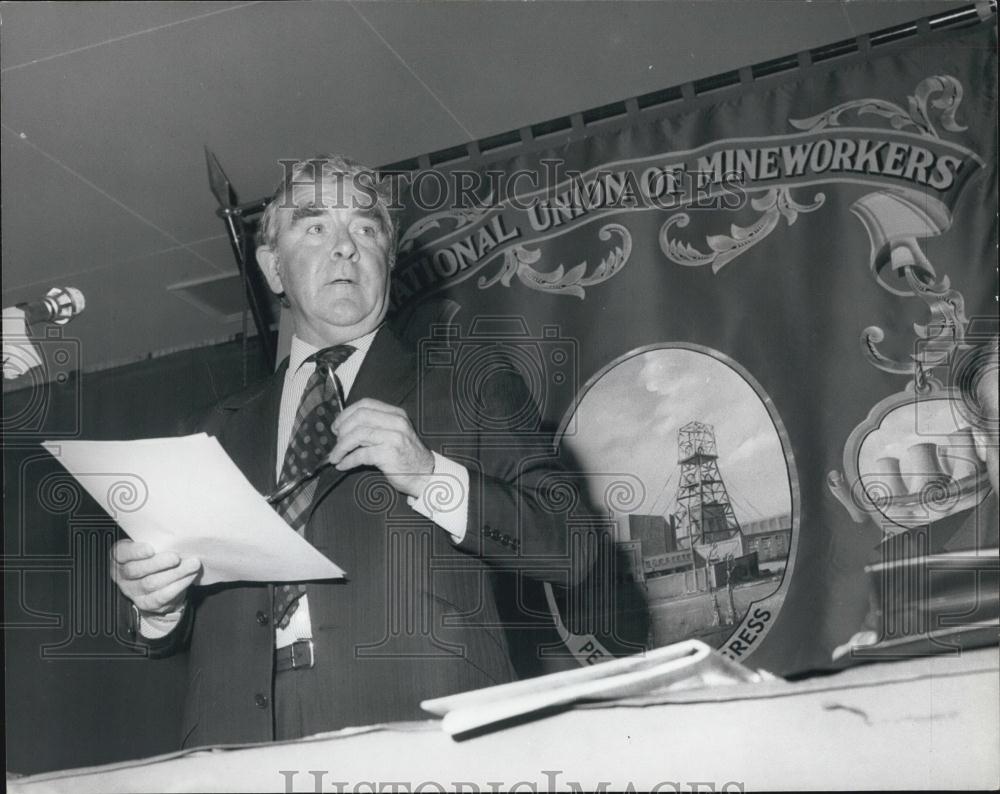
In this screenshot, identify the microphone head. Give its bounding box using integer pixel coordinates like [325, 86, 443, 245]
[44, 286, 86, 324]
[64, 287, 86, 313]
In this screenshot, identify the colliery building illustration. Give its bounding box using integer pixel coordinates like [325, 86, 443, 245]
[613, 421, 791, 646]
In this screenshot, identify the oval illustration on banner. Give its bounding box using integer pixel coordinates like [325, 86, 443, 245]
[558, 344, 799, 660]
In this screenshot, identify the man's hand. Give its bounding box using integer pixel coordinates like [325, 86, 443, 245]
[110, 539, 201, 616]
[329, 397, 435, 498]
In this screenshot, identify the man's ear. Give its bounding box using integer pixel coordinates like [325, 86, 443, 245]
[256, 246, 283, 296]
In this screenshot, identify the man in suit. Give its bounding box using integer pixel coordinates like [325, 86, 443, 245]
[110, 155, 594, 746]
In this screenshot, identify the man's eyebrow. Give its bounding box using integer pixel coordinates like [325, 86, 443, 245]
[355, 208, 385, 227]
[287, 206, 384, 228]
[289, 206, 326, 225]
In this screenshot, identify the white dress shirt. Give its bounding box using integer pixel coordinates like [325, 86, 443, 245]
[139, 326, 470, 642]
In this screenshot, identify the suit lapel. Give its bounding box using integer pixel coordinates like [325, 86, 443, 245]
[221, 361, 286, 495]
[346, 325, 418, 409]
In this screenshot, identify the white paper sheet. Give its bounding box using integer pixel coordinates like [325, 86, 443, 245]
[2, 306, 43, 380]
[42, 433, 345, 585]
[421, 639, 767, 736]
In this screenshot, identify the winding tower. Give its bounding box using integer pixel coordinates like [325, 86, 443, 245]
[673, 421, 744, 547]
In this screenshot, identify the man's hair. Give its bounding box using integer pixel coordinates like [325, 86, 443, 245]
[256, 155, 398, 265]
[955, 334, 999, 433]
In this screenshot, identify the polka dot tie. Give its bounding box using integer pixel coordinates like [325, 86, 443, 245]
[272, 344, 355, 629]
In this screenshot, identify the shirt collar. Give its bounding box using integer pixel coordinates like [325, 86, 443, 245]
[288, 325, 381, 374]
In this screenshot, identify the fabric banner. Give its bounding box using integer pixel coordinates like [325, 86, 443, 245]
[390, 21, 998, 675]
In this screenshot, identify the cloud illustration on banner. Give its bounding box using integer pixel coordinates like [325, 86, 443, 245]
[562, 346, 792, 525]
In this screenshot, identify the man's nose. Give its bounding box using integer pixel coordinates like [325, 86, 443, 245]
[329, 227, 358, 260]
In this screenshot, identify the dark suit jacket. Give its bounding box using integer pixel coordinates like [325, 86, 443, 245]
[148, 327, 593, 748]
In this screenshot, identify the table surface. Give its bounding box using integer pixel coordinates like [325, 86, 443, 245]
[9, 645, 1000, 793]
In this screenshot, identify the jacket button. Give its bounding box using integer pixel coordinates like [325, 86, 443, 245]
[256, 611, 269, 626]
[254, 693, 269, 709]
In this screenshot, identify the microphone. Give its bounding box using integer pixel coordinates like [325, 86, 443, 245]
[16, 287, 86, 326]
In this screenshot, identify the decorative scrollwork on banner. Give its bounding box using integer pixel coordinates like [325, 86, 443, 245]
[861, 264, 968, 378]
[789, 75, 967, 139]
[658, 188, 824, 273]
[398, 203, 495, 255]
[477, 223, 632, 299]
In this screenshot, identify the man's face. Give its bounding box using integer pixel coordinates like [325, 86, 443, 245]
[256, 177, 392, 347]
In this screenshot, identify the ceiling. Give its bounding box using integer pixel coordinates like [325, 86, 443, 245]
[1, 0, 965, 374]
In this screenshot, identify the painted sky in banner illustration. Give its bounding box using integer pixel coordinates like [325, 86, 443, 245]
[392, 22, 997, 673]
[562, 347, 791, 522]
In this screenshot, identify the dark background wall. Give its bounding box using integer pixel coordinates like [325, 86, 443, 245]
[3, 338, 269, 775]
